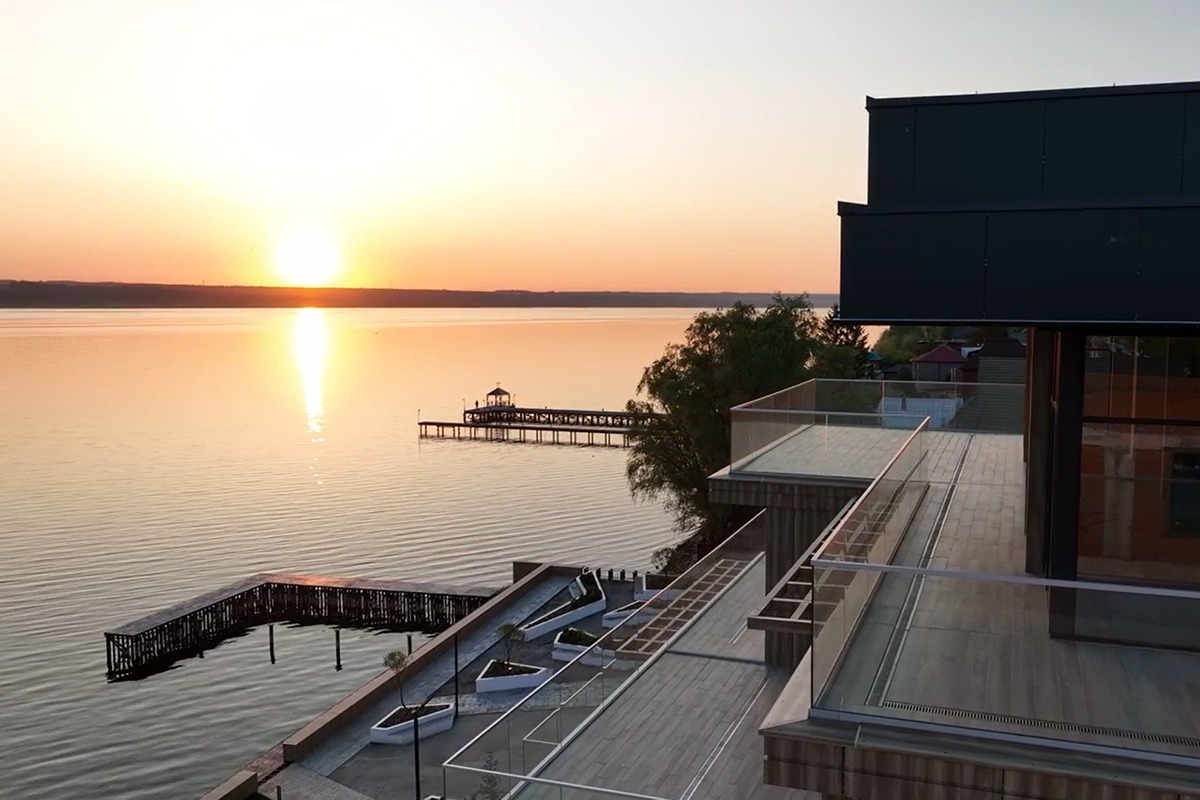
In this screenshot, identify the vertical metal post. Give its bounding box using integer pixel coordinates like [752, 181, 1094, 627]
[335, 629, 342, 671]
[454, 633, 460, 716]
[407, 633, 413, 654]
[413, 712, 421, 800]
[269, 624, 276, 664]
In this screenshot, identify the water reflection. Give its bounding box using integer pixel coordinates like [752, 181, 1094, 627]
[292, 308, 329, 435]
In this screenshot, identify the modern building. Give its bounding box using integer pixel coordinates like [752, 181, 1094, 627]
[743, 80, 1200, 799]
[434, 81, 1200, 800]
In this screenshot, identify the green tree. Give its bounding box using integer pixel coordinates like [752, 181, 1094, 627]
[383, 649, 409, 708]
[626, 294, 824, 565]
[474, 751, 503, 800]
[496, 623, 524, 666]
[812, 304, 871, 378]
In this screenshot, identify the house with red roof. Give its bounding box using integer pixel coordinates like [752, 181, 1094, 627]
[910, 343, 965, 381]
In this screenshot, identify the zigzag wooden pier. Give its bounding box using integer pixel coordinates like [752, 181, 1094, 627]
[103, 572, 495, 680]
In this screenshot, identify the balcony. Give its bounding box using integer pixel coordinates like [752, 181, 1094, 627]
[741, 381, 1200, 787]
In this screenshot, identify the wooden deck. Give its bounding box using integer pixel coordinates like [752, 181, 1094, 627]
[522, 559, 817, 799]
[737, 424, 915, 480]
[815, 433, 1200, 758]
[104, 572, 495, 679]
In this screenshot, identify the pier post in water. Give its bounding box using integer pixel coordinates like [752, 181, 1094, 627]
[269, 624, 275, 664]
[335, 628, 342, 671]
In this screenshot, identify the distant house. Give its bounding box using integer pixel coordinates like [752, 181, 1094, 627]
[959, 335, 1028, 384]
[910, 344, 966, 381]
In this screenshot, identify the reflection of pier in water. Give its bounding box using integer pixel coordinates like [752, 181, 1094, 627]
[103, 572, 494, 680]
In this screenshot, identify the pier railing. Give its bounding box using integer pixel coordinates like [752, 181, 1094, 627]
[104, 573, 494, 680]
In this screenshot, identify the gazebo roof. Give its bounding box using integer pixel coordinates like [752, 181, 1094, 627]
[486, 386, 511, 397]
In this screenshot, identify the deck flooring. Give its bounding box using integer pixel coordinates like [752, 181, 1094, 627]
[521, 559, 817, 799]
[738, 424, 915, 480]
[816, 433, 1200, 758]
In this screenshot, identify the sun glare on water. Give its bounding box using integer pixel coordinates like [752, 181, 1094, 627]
[272, 226, 343, 287]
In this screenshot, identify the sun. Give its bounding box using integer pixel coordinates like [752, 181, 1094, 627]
[272, 225, 343, 287]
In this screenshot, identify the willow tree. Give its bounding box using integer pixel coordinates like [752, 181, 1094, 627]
[625, 294, 824, 570]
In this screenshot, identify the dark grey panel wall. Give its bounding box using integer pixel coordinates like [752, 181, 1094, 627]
[1043, 94, 1186, 198]
[1184, 94, 1200, 195]
[866, 106, 914, 204]
[866, 91, 1200, 204]
[914, 101, 1044, 202]
[1138, 208, 1200, 321]
[840, 206, 1200, 323]
[840, 213, 986, 320]
[985, 210, 1140, 320]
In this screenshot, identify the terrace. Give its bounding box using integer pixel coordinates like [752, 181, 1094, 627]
[439, 378, 1200, 799]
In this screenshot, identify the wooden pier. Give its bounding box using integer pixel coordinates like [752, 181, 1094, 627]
[419, 419, 632, 446]
[463, 405, 660, 429]
[103, 572, 495, 680]
[419, 403, 666, 448]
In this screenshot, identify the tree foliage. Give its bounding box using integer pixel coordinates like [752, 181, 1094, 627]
[383, 648, 409, 708]
[626, 294, 830, 567]
[811, 304, 872, 378]
[496, 623, 524, 666]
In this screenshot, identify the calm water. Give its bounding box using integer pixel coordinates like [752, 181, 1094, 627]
[0, 308, 698, 800]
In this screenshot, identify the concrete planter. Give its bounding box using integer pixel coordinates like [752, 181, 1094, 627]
[520, 572, 607, 639]
[552, 629, 604, 662]
[369, 702, 455, 745]
[633, 575, 680, 602]
[602, 601, 655, 628]
[475, 660, 552, 694]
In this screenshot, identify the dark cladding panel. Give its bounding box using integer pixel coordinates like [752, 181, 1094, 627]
[1184, 93, 1200, 195]
[1043, 94, 1186, 198]
[914, 100, 1044, 202]
[840, 212, 985, 321]
[1138, 208, 1200, 322]
[867, 106, 914, 204]
[985, 210, 1140, 321]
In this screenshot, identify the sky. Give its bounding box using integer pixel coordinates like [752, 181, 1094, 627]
[2, 1, 1199, 292]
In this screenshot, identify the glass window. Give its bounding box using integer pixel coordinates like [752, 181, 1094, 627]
[1169, 452, 1200, 535]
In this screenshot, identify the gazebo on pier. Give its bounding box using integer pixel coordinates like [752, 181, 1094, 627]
[484, 385, 514, 408]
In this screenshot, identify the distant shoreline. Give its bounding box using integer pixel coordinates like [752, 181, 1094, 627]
[0, 280, 837, 310]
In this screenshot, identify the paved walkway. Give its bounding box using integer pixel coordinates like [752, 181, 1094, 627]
[296, 574, 574, 778]
[261, 765, 374, 800]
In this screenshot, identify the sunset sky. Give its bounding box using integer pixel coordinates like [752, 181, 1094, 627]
[3, 1, 1199, 292]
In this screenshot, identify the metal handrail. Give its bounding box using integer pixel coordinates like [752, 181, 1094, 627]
[442, 510, 766, 771]
[809, 417, 930, 564]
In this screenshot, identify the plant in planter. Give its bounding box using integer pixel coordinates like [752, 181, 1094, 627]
[557, 627, 599, 647]
[520, 569, 608, 638]
[370, 649, 454, 747]
[498, 623, 525, 666]
[476, 623, 552, 692]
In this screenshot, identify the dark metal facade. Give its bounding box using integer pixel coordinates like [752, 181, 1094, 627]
[840, 81, 1200, 326]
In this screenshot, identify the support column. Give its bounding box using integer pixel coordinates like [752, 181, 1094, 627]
[1024, 329, 1055, 577]
[1048, 330, 1084, 638]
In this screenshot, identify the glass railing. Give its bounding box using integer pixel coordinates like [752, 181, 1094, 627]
[807, 420, 928, 694]
[730, 409, 928, 475]
[734, 379, 1026, 436]
[442, 513, 767, 799]
[808, 561, 1200, 765]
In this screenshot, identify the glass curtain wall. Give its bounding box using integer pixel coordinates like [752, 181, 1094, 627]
[1081, 335, 1200, 587]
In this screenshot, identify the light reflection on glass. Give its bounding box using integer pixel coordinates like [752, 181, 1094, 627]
[292, 308, 329, 435]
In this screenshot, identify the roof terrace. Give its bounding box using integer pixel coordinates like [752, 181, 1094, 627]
[439, 379, 1200, 798]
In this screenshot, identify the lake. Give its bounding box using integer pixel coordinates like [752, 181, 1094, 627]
[0, 307, 701, 799]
